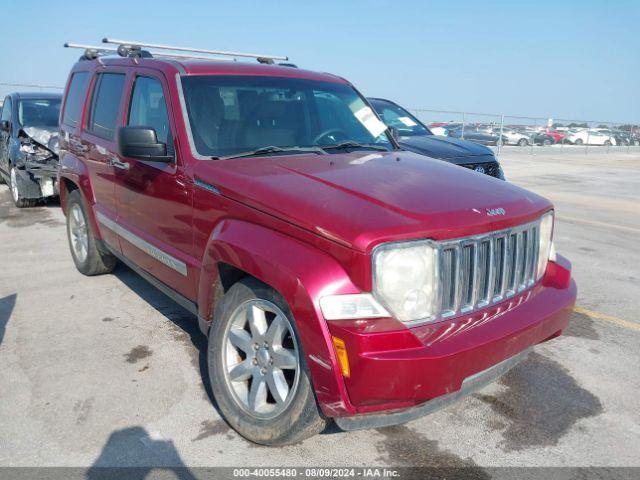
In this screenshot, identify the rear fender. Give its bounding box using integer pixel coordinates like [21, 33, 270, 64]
[58, 152, 101, 238]
[198, 219, 361, 416]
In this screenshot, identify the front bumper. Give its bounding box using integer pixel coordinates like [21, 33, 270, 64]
[326, 256, 576, 421]
[336, 348, 530, 430]
[15, 163, 59, 198]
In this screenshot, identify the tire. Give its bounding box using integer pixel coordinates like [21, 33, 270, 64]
[10, 167, 37, 208]
[574, 139, 584, 145]
[65, 189, 117, 276]
[518, 138, 528, 147]
[604, 140, 612, 146]
[207, 278, 327, 445]
[543, 139, 552, 146]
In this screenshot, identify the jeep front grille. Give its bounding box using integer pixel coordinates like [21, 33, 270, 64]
[438, 220, 540, 318]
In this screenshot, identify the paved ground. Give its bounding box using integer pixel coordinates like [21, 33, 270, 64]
[0, 150, 639, 473]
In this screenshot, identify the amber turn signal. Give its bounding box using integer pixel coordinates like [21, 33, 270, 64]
[331, 336, 350, 378]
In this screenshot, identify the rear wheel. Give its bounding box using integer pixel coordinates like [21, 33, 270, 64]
[207, 278, 326, 445]
[10, 167, 37, 208]
[518, 138, 528, 146]
[604, 140, 612, 146]
[543, 139, 552, 146]
[66, 189, 117, 275]
[574, 139, 584, 145]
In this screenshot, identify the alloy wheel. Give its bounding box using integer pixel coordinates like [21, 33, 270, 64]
[222, 299, 300, 419]
[68, 203, 89, 264]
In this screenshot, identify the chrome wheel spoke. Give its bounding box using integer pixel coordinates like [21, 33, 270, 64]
[228, 328, 253, 355]
[247, 305, 268, 339]
[229, 360, 254, 382]
[265, 314, 287, 346]
[266, 368, 289, 405]
[271, 348, 297, 369]
[248, 376, 267, 411]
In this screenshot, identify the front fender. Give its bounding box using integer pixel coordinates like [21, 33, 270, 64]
[198, 219, 361, 417]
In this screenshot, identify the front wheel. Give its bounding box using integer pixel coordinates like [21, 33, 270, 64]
[574, 139, 584, 145]
[543, 139, 552, 146]
[207, 278, 326, 445]
[66, 189, 117, 275]
[10, 167, 37, 208]
[518, 138, 528, 146]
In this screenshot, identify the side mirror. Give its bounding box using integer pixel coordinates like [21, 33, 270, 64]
[117, 126, 173, 162]
[0, 120, 9, 132]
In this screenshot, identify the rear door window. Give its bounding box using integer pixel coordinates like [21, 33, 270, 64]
[62, 72, 89, 127]
[87, 73, 126, 140]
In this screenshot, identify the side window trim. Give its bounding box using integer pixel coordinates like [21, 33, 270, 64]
[126, 72, 176, 155]
[62, 71, 90, 129]
[85, 71, 127, 142]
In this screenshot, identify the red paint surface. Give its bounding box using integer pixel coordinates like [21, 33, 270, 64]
[58, 58, 576, 419]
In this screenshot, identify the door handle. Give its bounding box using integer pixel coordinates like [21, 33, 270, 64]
[110, 157, 130, 171]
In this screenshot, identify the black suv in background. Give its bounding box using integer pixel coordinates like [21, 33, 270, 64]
[368, 98, 505, 180]
[0, 92, 62, 207]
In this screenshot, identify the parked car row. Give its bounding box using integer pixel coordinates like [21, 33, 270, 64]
[424, 121, 639, 147]
[1, 39, 576, 446]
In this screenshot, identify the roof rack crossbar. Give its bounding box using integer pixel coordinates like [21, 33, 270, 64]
[64, 43, 235, 62]
[102, 37, 288, 62]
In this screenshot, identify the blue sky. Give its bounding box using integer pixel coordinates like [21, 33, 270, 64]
[1, 0, 638, 123]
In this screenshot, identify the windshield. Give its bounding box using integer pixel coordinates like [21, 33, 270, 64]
[181, 75, 392, 158]
[368, 100, 431, 137]
[18, 98, 61, 128]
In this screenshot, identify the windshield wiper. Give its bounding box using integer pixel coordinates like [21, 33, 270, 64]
[214, 145, 326, 160]
[321, 141, 389, 152]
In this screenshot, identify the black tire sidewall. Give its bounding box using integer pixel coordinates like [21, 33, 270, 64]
[65, 190, 115, 275]
[207, 278, 324, 445]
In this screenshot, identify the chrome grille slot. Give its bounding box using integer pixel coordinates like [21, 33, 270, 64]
[435, 217, 543, 321]
[493, 236, 506, 301]
[476, 240, 491, 305]
[440, 247, 456, 313]
[460, 244, 475, 310]
[505, 233, 518, 295]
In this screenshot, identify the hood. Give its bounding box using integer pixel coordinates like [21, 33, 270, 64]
[21, 126, 60, 156]
[196, 151, 551, 252]
[398, 134, 494, 164]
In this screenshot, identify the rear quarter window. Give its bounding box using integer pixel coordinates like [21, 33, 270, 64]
[87, 73, 126, 140]
[62, 72, 89, 127]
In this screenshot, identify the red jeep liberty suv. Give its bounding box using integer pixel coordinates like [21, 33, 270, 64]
[58, 41, 576, 445]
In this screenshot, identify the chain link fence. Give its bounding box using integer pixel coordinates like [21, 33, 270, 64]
[409, 108, 640, 157]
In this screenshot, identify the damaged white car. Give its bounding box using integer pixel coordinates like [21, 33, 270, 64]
[0, 93, 61, 207]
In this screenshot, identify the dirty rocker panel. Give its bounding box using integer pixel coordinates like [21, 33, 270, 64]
[335, 348, 531, 430]
[96, 211, 188, 276]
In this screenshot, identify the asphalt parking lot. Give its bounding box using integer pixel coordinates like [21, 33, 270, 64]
[1, 149, 639, 474]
